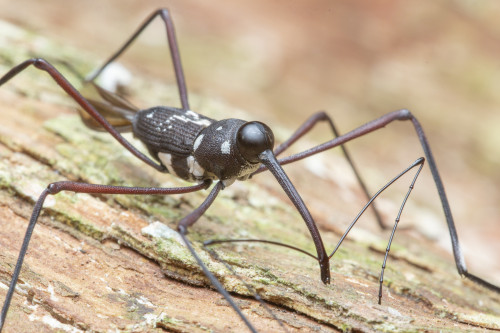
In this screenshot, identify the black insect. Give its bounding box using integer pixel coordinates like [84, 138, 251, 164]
[0, 8, 498, 332]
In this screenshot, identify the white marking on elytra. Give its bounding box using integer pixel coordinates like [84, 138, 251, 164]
[170, 114, 212, 127]
[186, 155, 205, 178]
[158, 153, 178, 177]
[193, 134, 204, 151]
[221, 141, 231, 155]
[216, 126, 223, 131]
[146, 111, 155, 119]
[186, 110, 200, 119]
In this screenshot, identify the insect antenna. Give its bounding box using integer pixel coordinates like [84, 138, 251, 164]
[327, 157, 425, 304]
[205, 239, 318, 261]
[377, 158, 425, 304]
[206, 157, 425, 304]
[328, 157, 425, 258]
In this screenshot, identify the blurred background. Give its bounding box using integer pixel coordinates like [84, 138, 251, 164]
[1, 1, 499, 283]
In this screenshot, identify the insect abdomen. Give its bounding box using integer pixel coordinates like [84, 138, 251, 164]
[132, 107, 214, 181]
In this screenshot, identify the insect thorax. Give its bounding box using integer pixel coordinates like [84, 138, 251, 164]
[132, 107, 260, 186]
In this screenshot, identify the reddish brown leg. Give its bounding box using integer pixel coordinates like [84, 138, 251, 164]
[271, 111, 386, 228]
[87, 8, 189, 111]
[175, 182, 260, 332]
[0, 180, 210, 331]
[0, 58, 165, 171]
[273, 109, 500, 294]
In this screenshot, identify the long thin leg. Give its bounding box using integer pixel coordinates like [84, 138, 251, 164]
[0, 180, 210, 331]
[176, 182, 258, 333]
[0, 58, 165, 172]
[262, 109, 499, 294]
[86, 8, 190, 110]
[204, 246, 288, 332]
[271, 111, 386, 229]
[180, 234, 257, 333]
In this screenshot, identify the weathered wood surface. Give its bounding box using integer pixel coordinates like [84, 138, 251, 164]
[0, 20, 499, 332]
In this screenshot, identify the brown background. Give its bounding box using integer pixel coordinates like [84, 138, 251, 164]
[1, 0, 499, 296]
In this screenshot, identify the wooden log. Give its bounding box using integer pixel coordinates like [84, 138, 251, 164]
[0, 19, 498, 332]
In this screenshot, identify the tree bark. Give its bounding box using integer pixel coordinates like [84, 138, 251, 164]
[0, 20, 499, 332]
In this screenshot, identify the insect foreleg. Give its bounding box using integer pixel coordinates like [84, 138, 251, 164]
[0, 180, 209, 331]
[269, 111, 385, 229]
[276, 109, 500, 294]
[176, 181, 258, 333]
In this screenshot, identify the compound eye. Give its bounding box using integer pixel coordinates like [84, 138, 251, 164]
[236, 121, 274, 163]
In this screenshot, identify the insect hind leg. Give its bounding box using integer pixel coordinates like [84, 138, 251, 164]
[0, 58, 165, 171]
[87, 8, 190, 111]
